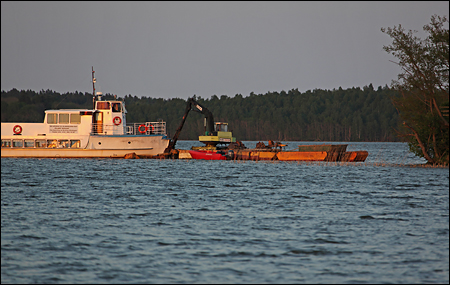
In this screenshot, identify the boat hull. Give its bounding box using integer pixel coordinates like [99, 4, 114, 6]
[1, 135, 169, 158]
[341, 151, 369, 162]
[1, 148, 161, 158]
[276, 151, 328, 161]
[234, 150, 277, 160]
[189, 150, 227, 160]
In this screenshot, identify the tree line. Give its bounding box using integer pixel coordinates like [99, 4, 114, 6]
[1, 84, 400, 142]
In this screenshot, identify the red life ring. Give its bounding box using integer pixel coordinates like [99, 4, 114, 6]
[13, 125, 22, 135]
[149, 124, 155, 133]
[113, 116, 122, 125]
[138, 124, 148, 134]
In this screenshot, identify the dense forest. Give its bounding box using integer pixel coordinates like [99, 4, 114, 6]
[1, 84, 400, 142]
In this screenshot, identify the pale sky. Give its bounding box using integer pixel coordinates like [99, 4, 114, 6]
[1, 1, 449, 99]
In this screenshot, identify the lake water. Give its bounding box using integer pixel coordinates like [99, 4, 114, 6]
[1, 142, 448, 284]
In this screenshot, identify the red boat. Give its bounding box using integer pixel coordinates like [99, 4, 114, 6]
[189, 150, 227, 160]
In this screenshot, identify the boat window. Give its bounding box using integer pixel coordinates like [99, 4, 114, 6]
[112, 103, 121, 112]
[47, 139, 58, 148]
[70, 140, 81, 148]
[59, 140, 70, 148]
[97, 102, 110, 110]
[36, 139, 46, 148]
[1, 139, 11, 148]
[70, 113, 81, 124]
[47, 113, 57, 124]
[24, 139, 35, 148]
[215, 124, 228, 132]
[12, 139, 23, 148]
[59, 113, 70, 124]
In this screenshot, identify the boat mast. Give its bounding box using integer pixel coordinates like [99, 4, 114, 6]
[92, 66, 96, 109]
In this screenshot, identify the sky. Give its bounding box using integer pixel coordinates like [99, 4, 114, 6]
[1, 1, 449, 100]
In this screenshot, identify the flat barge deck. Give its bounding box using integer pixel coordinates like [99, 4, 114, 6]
[133, 143, 369, 162]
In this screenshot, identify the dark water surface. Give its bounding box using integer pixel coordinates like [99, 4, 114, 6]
[1, 142, 448, 284]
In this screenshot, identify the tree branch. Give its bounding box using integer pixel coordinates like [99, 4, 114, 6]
[403, 121, 436, 164]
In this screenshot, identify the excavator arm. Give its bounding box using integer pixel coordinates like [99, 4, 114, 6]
[164, 97, 214, 153]
[189, 98, 215, 135]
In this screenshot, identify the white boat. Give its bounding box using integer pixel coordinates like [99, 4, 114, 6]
[1, 68, 170, 158]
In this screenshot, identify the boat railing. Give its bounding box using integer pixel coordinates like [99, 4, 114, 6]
[91, 121, 166, 135]
[91, 123, 125, 135]
[126, 121, 166, 135]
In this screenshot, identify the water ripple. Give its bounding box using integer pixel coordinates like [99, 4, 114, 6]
[1, 142, 448, 284]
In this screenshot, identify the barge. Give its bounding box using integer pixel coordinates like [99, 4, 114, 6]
[179, 142, 368, 162]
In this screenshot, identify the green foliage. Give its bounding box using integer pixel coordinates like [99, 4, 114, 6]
[2, 85, 400, 142]
[382, 15, 449, 165]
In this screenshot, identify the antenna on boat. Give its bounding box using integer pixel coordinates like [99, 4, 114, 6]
[92, 66, 96, 109]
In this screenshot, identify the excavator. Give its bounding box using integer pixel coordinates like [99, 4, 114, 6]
[163, 97, 236, 155]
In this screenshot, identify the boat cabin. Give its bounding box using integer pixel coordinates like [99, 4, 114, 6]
[91, 99, 127, 135]
[215, 122, 228, 132]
